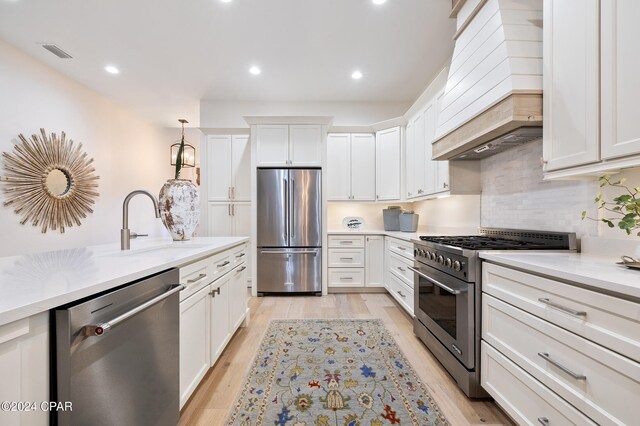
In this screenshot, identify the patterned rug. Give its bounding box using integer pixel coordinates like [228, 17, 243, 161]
[226, 319, 449, 425]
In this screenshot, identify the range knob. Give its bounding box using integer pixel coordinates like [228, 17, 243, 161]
[437, 255, 444, 264]
[414, 248, 419, 257]
[453, 260, 462, 271]
[445, 258, 452, 268]
[429, 252, 437, 261]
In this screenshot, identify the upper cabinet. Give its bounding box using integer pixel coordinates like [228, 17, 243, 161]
[327, 133, 376, 201]
[601, 0, 640, 160]
[256, 124, 322, 167]
[206, 135, 250, 201]
[543, 0, 640, 178]
[375, 127, 402, 201]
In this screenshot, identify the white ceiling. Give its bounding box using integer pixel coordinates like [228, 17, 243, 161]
[0, 0, 455, 126]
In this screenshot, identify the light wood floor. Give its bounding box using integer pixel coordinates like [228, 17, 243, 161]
[179, 293, 514, 426]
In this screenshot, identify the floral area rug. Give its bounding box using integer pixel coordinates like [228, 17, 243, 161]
[226, 319, 448, 425]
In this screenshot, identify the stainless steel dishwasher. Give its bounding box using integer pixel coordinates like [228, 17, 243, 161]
[53, 269, 183, 426]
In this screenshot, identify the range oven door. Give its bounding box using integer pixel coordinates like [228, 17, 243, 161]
[410, 263, 475, 369]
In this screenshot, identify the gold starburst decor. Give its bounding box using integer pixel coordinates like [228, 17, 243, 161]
[0, 129, 100, 233]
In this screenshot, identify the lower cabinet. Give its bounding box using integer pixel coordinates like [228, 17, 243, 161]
[327, 234, 384, 288]
[384, 236, 414, 316]
[364, 235, 384, 287]
[179, 243, 249, 409]
[0, 313, 49, 426]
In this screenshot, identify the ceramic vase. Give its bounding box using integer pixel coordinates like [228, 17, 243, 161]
[159, 179, 200, 241]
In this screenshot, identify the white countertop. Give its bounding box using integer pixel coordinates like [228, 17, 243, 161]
[480, 252, 640, 300]
[0, 237, 249, 327]
[328, 229, 421, 242]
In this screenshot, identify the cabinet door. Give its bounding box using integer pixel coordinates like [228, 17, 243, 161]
[365, 235, 384, 287]
[289, 125, 322, 166]
[601, 0, 640, 159]
[350, 134, 376, 201]
[432, 91, 449, 193]
[327, 134, 352, 200]
[228, 265, 248, 331]
[404, 121, 416, 199]
[209, 278, 230, 366]
[542, 0, 600, 171]
[207, 203, 233, 237]
[206, 135, 232, 201]
[232, 202, 251, 237]
[412, 113, 426, 196]
[375, 127, 402, 201]
[256, 125, 289, 166]
[231, 135, 251, 201]
[179, 286, 210, 408]
[423, 102, 438, 195]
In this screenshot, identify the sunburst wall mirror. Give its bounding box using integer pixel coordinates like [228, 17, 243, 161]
[0, 129, 100, 233]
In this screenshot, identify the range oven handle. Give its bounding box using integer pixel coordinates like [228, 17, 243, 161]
[408, 266, 467, 295]
[83, 284, 185, 337]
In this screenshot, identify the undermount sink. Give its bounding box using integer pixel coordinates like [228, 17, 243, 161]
[98, 243, 211, 258]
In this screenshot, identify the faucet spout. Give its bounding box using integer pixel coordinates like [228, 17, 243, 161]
[121, 190, 161, 250]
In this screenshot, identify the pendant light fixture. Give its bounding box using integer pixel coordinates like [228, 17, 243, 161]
[170, 119, 196, 171]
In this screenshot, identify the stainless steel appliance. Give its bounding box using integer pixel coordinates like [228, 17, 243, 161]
[53, 269, 183, 425]
[411, 228, 577, 398]
[257, 168, 322, 294]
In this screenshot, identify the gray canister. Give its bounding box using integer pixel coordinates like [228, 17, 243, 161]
[399, 211, 419, 232]
[383, 206, 402, 231]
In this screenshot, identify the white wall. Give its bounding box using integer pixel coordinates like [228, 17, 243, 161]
[200, 100, 410, 128]
[0, 39, 173, 257]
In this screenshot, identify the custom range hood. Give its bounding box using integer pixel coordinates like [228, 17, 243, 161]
[433, 0, 543, 160]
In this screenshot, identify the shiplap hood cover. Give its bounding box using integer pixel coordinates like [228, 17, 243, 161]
[433, 0, 543, 160]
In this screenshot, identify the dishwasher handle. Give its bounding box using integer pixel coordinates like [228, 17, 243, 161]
[84, 284, 185, 337]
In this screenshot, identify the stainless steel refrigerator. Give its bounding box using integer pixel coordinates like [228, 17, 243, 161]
[257, 168, 322, 294]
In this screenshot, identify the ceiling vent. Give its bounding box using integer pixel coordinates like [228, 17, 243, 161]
[41, 44, 73, 59]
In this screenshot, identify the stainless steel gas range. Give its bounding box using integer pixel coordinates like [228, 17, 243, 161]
[410, 228, 577, 398]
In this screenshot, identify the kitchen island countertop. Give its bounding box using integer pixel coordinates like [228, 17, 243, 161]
[0, 237, 249, 327]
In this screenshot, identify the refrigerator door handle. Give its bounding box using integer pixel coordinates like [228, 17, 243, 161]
[284, 178, 288, 240]
[260, 249, 317, 255]
[290, 178, 295, 239]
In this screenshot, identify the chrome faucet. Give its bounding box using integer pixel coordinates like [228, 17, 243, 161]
[121, 190, 161, 250]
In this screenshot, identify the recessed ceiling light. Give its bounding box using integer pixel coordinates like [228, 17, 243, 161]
[105, 65, 119, 75]
[351, 70, 363, 80]
[372, 0, 387, 4]
[220, 0, 233, 2]
[249, 66, 261, 75]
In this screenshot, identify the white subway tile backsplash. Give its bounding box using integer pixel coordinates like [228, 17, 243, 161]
[480, 140, 599, 239]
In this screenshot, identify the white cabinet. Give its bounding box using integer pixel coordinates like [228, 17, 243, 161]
[542, 0, 600, 171]
[206, 135, 250, 201]
[384, 236, 414, 316]
[601, 0, 640, 159]
[327, 133, 375, 201]
[365, 235, 384, 287]
[0, 313, 49, 426]
[543, 0, 640, 177]
[375, 127, 402, 201]
[209, 275, 230, 365]
[206, 202, 251, 284]
[228, 263, 248, 331]
[179, 285, 210, 408]
[407, 99, 443, 199]
[256, 124, 322, 167]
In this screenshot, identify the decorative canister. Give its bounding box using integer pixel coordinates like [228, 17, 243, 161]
[158, 179, 199, 240]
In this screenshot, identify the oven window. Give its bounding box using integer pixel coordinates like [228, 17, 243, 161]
[418, 275, 457, 339]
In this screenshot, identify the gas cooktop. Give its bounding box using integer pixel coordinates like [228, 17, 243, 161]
[418, 235, 566, 250]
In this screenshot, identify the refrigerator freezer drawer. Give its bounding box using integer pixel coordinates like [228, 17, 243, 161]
[257, 249, 322, 294]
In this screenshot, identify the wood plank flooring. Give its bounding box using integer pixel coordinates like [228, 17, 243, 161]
[178, 293, 514, 426]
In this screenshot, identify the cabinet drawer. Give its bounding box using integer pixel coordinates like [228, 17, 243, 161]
[328, 268, 365, 287]
[328, 235, 365, 248]
[387, 252, 413, 286]
[387, 271, 414, 316]
[483, 262, 640, 362]
[482, 342, 596, 426]
[209, 250, 234, 281]
[386, 237, 413, 261]
[483, 294, 640, 426]
[328, 248, 365, 267]
[179, 257, 212, 301]
[230, 243, 248, 268]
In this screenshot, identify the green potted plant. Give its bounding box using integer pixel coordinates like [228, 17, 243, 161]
[158, 119, 200, 241]
[581, 175, 640, 237]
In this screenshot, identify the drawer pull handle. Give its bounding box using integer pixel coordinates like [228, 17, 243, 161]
[397, 290, 405, 297]
[237, 266, 247, 273]
[340, 241, 354, 244]
[538, 352, 586, 380]
[397, 266, 406, 272]
[187, 273, 208, 284]
[235, 252, 246, 258]
[537, 417, 549, 425]
[340, 277, 353, 280]
[339, 257, 354, 261]
[217, 260, 230, 268]
[538, 298, 587, 318]
[397, 246, 406, 251]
